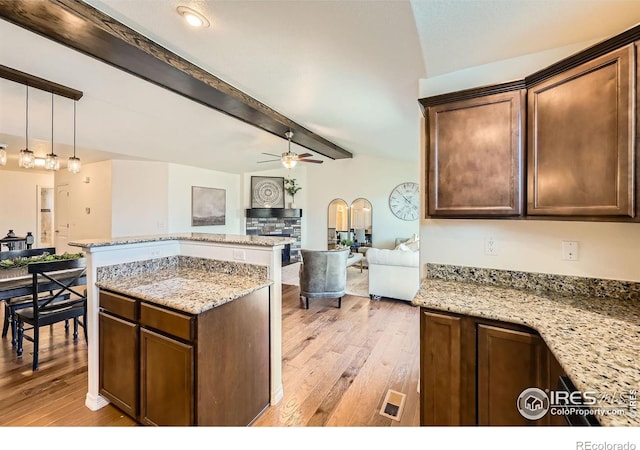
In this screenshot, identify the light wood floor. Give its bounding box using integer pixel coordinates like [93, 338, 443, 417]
[0, 284, 420, 427]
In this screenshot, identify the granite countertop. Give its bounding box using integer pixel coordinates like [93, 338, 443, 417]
[95, 255, 271, 314]
[97, 267, 271, 314]
[412, 277, 640, 426]
[69, 232, 296, 249]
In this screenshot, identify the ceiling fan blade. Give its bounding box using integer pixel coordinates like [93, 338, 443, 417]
[261, 152, 282, 158]
[256, 159, 280, 163]
[300, 159, 323, 164]
[297, 153, 313, 158]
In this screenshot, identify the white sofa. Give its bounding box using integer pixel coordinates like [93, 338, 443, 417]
[366, 239, 419, 302]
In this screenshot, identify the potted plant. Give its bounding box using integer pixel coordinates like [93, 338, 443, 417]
[284, 177, 302, 208]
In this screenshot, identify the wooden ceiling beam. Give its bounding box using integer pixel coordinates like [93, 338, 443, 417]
[0, 0, 352, 160]
[0, 64, 83, 100]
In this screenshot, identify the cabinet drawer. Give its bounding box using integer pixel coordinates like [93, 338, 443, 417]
[140, 302, 193, 342]
[100, 290, 137, 321]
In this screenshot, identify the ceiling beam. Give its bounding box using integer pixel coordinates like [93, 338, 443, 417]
[0, 0, 353, 160]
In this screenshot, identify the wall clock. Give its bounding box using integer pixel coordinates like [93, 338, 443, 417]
[389, 182, 419, 221]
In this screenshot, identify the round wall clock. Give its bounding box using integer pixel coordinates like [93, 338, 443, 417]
[389, 182, 419, 221]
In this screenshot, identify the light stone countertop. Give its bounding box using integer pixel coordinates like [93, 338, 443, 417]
[69, 232, 295, 249]
[412, 278, 640, 427]
[97, 266, 272, 315]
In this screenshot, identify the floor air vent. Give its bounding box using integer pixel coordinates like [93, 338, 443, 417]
[379, 389, 406, 421]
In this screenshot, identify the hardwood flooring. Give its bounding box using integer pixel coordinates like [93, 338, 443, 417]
[0, 284, 420, 427]
[253, 284, 420, 427]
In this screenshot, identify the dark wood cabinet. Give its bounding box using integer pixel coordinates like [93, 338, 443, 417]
[420, 307, 567, 426]
[424, 86, 525, 217]
[420, 310, 462, 425]
[419, 27, 640, 222]
[477, 324, 546, 425]
[98, 311, 138, 418]
[98, 286, 270, 426]
[527, 44, 635, 218]
[139, 328, 194, 426]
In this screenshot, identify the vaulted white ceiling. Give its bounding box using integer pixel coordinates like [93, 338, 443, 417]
[1, 1, 640, 174]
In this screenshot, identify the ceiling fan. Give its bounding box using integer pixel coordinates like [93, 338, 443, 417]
[257, 131, 323, 168]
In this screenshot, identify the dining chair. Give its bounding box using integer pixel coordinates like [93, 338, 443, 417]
[1, 247, 58, 345]
[354, 228, 366, 245]
[15, 258, 87, 371]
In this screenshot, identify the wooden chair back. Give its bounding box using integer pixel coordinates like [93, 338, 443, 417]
[0, 247, 56, 261]
[27, 258, 87, 320]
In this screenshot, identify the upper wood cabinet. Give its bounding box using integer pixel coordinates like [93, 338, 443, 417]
[527, 44, 635, 218]
[419, 24, 640, 222]
[424, 86, 525, 217]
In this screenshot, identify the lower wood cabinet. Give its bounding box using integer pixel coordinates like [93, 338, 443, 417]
[139, 328, 194, 426]
[477, 324, 546, 425]
[98, 310, 138, 419]
[99, 287, 270, 426]
[420, 308, 567, 426]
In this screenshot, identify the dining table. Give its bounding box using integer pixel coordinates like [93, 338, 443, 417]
[0, 266, 86, 301]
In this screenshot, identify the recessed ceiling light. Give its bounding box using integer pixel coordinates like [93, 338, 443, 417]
[177, 6, 210, 28]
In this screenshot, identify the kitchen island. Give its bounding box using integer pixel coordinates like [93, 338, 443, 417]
[69, 233, 294, 419]
[413, 263, 640, 427]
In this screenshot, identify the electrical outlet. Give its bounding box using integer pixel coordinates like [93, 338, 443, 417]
[233, 250, 246, 261]
[562, 241, 578, 261]
[484, 237, 498, 256]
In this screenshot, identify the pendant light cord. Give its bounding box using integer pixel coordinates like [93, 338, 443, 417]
[25, 85, 28, 147]
[73, 101, 76, 158]
[51, 92, 54, 151]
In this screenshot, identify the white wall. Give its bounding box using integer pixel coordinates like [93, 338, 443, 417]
[55, 160, 112, 252]
[167, 163, 242, 234]
[0, 168, 54, 246]
[418, 45, 640, 283]
[306, 154, 419, 251]
[111, 160, 169, 237]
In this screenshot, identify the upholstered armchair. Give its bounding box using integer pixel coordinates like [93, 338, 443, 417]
[299, 248, 350, 309]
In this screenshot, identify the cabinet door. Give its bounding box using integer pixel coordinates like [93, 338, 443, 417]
[477, 324, 547, 425]
[139, 328, 194, 426]
[420, 310, 462, 425]
[99, 311, 138, 419]
[527, 44, 635, 217]
[427, 90, 525, 217]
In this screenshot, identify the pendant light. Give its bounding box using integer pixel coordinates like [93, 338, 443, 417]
[18, 85, 35, 169]
[0, 144, 6, 166]
[45, 92, 59, 171]
[68, 100, 81, 173]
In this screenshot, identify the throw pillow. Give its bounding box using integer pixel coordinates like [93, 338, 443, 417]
[396, 243, 411, 252]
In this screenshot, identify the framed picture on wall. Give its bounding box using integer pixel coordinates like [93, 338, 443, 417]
[251, 176, 285, 208]
[191, 186, 226, 226]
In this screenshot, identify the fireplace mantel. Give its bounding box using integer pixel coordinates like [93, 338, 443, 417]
[245, 208, 302, 219]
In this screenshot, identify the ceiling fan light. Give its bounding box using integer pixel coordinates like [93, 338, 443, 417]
[282, 155, 297, 169]
[19, 148, 35, 168]
[68, 156, 81, 173]
[0, 145, 6, 166]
